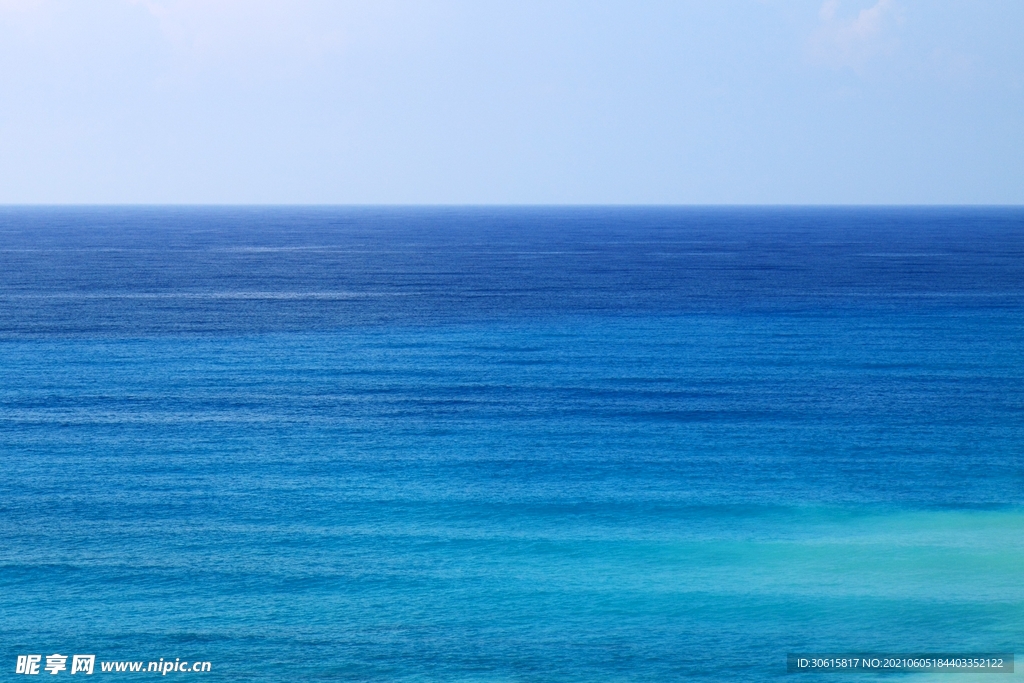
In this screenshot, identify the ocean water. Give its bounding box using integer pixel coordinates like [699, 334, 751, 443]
[1, 207, 1022, 681]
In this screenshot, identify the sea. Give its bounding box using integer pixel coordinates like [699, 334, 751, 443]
[1, 207, 1022, 681]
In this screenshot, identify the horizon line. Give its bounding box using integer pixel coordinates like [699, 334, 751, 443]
[1, 203, 1022, 209]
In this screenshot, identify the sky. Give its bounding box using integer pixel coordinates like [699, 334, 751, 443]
[0, 0, 1021, 204]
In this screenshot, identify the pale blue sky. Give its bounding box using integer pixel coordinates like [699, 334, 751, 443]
[0, 0, 1020, 204]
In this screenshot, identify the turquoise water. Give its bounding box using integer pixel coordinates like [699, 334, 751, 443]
[1, 208, 1023, 680]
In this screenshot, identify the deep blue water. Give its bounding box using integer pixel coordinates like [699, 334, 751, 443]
[1, 207, 1023, 681]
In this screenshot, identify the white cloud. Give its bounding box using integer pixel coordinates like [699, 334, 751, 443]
[128, 0, 347, 60]
[0, 0, 43, 12]
[809, 0, 900, 69]
[0, 1, 436, 80]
